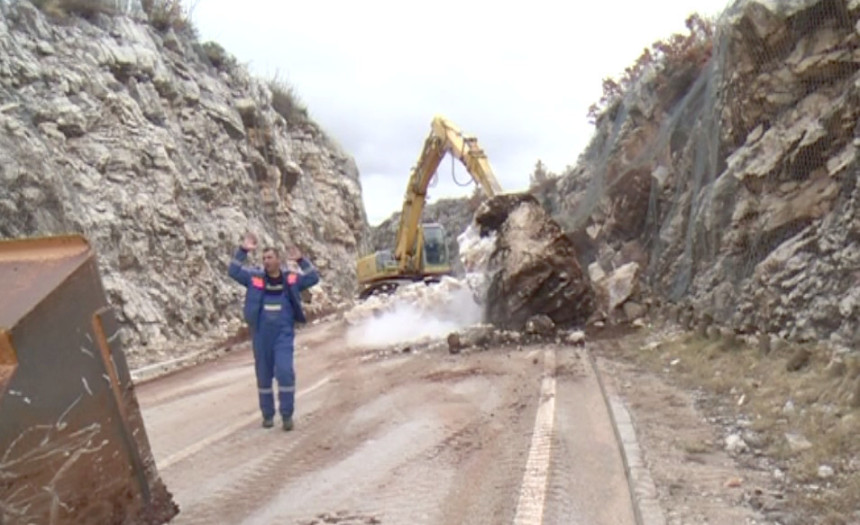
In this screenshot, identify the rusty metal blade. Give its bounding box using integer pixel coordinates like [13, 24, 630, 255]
[0, 235, 91, 330]
[0, 234, 178, 524]
[0, 330, 17, 404]
[92, 306, 152, 505]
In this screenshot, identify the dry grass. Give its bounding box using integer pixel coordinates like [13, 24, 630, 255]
[141, 0, 196, 34]
[199, 41, 235, 71]
[30, 0, 197, 35]
[31, 0, 119, 18]
[606, 329, 860, 520]
[678, 437, 713, 455]
[269, 74, 308, 125]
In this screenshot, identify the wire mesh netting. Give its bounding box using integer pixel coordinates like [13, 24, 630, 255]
[543, 0, 859, 345]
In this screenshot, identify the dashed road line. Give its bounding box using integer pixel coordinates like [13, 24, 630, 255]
[513, 347, 557, 525]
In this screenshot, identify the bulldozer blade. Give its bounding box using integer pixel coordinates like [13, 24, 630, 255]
[0, 235, 178, 525]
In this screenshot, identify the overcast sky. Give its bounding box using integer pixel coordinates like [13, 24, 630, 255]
[192, 0, 731, 225]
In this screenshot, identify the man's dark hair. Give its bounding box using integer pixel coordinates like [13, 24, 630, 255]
[262, 247, 279, 257]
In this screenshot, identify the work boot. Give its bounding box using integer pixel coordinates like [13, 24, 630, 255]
[282, 417, 293, 431]
[262, 417, 274, 429]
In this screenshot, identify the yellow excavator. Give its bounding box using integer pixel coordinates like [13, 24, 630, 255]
[356, 115, 504, 299]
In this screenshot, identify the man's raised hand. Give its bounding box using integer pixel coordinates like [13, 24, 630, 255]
[286, 245, 302, 261]
[242, 232, 258, 252]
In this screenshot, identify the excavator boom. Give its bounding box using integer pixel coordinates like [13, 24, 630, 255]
[394, 115, 502, 272]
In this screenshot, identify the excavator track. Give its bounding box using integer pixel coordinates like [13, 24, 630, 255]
[357, 276, 444, 300]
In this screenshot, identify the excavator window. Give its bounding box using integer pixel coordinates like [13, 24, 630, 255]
[376, 250, 395, 271]
[422, 226, 447, 266]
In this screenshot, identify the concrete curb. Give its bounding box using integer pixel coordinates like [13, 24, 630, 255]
[129, 347, 227, 385]
[585, 348, 667, 525]
[606, 394, 668, 525]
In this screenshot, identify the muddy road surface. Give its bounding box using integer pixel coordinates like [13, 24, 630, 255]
[137, 321, 637, 524]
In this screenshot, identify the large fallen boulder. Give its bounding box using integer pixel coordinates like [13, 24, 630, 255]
[586, 261, 649, 325]
[473, 193, 595, 331]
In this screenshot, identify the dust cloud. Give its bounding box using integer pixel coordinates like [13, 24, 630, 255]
[344, 224, 497, 350]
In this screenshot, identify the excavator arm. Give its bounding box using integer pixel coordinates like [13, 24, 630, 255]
[355, 115, 504, 298]
[393, 115, 503, 272]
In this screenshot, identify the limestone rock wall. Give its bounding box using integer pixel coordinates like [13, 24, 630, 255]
[0, 2, 371, 365]
[545, 0, 859, 349]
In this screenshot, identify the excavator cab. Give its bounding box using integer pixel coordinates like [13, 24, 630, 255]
[356, 223, 453, 299]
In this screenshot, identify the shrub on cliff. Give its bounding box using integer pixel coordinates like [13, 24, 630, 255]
[29, 0, 196, 35]
[269, 75, 309, 126]
[141, 0, 195, 34]
[30, 0, 120, 18]
[587, 13, 715, 125]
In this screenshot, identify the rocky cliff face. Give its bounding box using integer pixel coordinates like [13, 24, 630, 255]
[0, 1, 371, 366]
[543, 0, 859, 350]
[372, 0, 859, 351]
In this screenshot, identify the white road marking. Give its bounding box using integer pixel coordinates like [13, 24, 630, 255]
[513, 347, 557, 525]
[156, 375, 331, 471]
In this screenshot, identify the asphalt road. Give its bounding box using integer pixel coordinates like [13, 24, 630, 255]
[137, 321, 637, 525]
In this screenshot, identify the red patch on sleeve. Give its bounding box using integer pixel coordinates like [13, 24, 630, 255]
[287, 273, 298, 285]
[251, 276, 264, 289]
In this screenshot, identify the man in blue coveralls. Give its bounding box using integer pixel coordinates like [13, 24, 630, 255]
[228, 232, 320, 431]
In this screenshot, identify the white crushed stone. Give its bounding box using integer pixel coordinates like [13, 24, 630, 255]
[344, 223, 497, 350]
